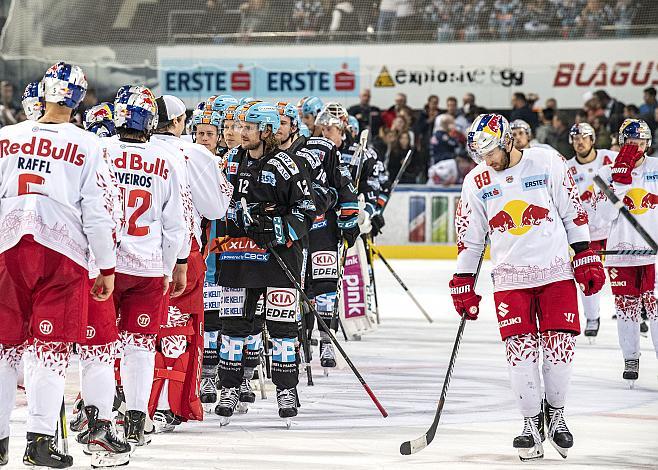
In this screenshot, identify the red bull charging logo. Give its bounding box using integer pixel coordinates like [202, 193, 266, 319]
[488, 200, 553, 235]
[623, 188, 658, 214]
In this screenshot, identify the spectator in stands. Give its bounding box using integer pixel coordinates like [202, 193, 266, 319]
[545, 97, 557, 110]
[522, 0, 555, 38]
[348, 88, 382, 135]
[594, 89, 625, 130]
[414, 95, 440, 174]
[548, 111, 573, 158]
[293, 0, 325, 37]
[623, 104, 640, 120]
[427, 155, 476, 186]
[0, 80, 18, 127]
[461, 92, 483, 125]
[434, 96, 469, 135]
[576, 0, 611, 39]
[395, 0, 415, 37]
[429, 114, 464, 165]
[376, 0, 397, 40]
[239, 0, 268, 39]
[461, 0, 486, 41]
[425, 1, 462, 42]
[489, 0, 520, 40]
[640, 87, 657, 118]
[534, 107, 554, 144]
[584, 97, 606, 123]
[592, 115, 612, 149]
[612, 0, 637, 38]
[557, 0, 580, 38]
[391, 115, 414, 147]
[382, 92, 407, 129]
[329, 1, 356, 37]
[387, 130, 418, 183]
[509, 92, 538, 130]
[575, 109, 589, 124]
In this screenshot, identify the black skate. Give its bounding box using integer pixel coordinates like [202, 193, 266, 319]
[200, 374, 218, 412]
[319, 338, 336, 374]
[215, 387, 239, 426]
[84, 405, 132, 468]
[123, 410, 150, 446]
[276, 388, 299, 429]
[640, 321, 649, 336]
[623, 358, 639, 388]
[513, 413, 544, 461]
[584, 318, 600, 343]
[23, 432, 73, 468]
[153, 409, 181, 434]
[69, 395, 87, 433]
[237, 377, 256, 414]
[544, 401, 573, 458]
[0, 436, 8, 466]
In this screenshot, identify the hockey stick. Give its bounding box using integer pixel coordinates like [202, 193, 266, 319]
[366, 237, 381, 324]
[593, 175, 658, 254]
[269, 247, 388, 418]
[380, 149, 414, 214]
[59, 398, 68, 455]
[370, 244, 433, 324]
[298, 302, 314, 386]
[400, 242, 487, 455]
[597, 249, 656, 256]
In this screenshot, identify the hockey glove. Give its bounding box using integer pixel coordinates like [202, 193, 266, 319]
[244, 214, 287, 249]
[572, 249, 605, 296]
[611, 144, 642, 185]
[449, 274, 481, 320]
[337, 203, 360, 248]
[371, 212, 385, 237]
[341, 225, 360, 249]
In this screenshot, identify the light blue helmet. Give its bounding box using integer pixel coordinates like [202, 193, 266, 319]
[238, 96, 256, 106]
[301, 96, 324, 117]
[193, 109, 222, 129]
[238, 102, 281, 134]
[347, 115, 359, 136]
[276, 101, 300, 127]
[22, 81, 44, 121]
[212, 95, 239, 114]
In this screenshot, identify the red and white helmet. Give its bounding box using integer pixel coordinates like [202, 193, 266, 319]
[42, 62, 87, 109]
[315, 102, 348, 129]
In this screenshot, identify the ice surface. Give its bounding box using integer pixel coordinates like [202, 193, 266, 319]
[6, 260, 658, 469]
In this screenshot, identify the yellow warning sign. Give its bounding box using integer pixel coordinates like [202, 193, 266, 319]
[374, 66, 395, 88]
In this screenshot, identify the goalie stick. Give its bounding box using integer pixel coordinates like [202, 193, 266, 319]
[399, 241, 487, 455]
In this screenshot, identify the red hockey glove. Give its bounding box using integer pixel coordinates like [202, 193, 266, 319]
[572, 249, 605, 296]
[611, 144, 642, 184]
[449, 274, 481, 320]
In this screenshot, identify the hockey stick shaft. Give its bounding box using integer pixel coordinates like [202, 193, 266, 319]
[270, 248, 388, 417]
[381, 149, 413, 214]
[59, 398, 68, 454]
[366, 237, 381, 324]
[400, 244, 487, 455]
[329, 241, 349, 333]
[597, 249, 656, 256]
[371, 245, 433, 323]
[593, 175, 658, 253]
[298, 307, 314, 386]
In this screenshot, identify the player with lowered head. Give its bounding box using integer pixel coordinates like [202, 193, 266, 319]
[450, 113, 605, 461]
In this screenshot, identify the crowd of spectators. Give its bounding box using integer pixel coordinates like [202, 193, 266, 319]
[347, 86, 658, 186]
[189, 0, 656, 43]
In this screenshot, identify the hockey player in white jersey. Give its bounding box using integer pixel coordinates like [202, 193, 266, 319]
[21, 81, 44, 121]
[595, 118, 658, 386]
[102, 86, 187, 446]
[148, 95, 232, 432]
[510, 119, 554, 151]
[566, 122, 617, 339]
[451, 114, 605, 461]
[83, 103, 116, 138]
[0, 62, 117, 468]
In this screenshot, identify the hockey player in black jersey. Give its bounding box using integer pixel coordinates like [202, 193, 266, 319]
[276, 101, 360, 370]
[211, 102, 316, 426]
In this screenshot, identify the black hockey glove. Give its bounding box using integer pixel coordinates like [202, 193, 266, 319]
[341, 224, 360, 249]
[371, 212, 385, 237]
[241, 199, 287, 249]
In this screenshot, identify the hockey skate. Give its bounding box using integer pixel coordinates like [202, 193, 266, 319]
[276, 388, 299, 429]
[69, 395, 87, 433]
[153, 410, 181, 433]
[544, 401, 573, 459]
[237, 377, 255, 414]
[0, 436, 8, 466]
[123, 410, 151, 446]
[215, 387, 239, 426]
[319, 336, 336, 376]
[23, 432, 73, 468]
[623, 358, 639, 388]
[513, 413, 544, 461]
[200, 372, 218, 412]
[84, 405, 132, 468]
[584, 318, 600, 343]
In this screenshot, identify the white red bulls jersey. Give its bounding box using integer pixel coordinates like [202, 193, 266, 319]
[151, 134, 232, 247]
[596, 156, 658, 267]
[566, 149, 617, 241]
[456, 147, 590, 292]
[0, 121, 117, 270]
[105, 138, 186, 277]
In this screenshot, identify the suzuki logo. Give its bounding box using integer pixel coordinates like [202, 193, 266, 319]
[497, 302, 509, 318]
[609, 268, 618, 280]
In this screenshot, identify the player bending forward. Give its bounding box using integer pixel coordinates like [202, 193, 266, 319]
[450, 114, 605, 461]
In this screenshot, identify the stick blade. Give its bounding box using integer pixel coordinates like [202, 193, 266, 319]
[400, 434, 428, 455]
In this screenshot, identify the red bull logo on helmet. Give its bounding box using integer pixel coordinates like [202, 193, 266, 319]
[488, 199, 553, 235]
